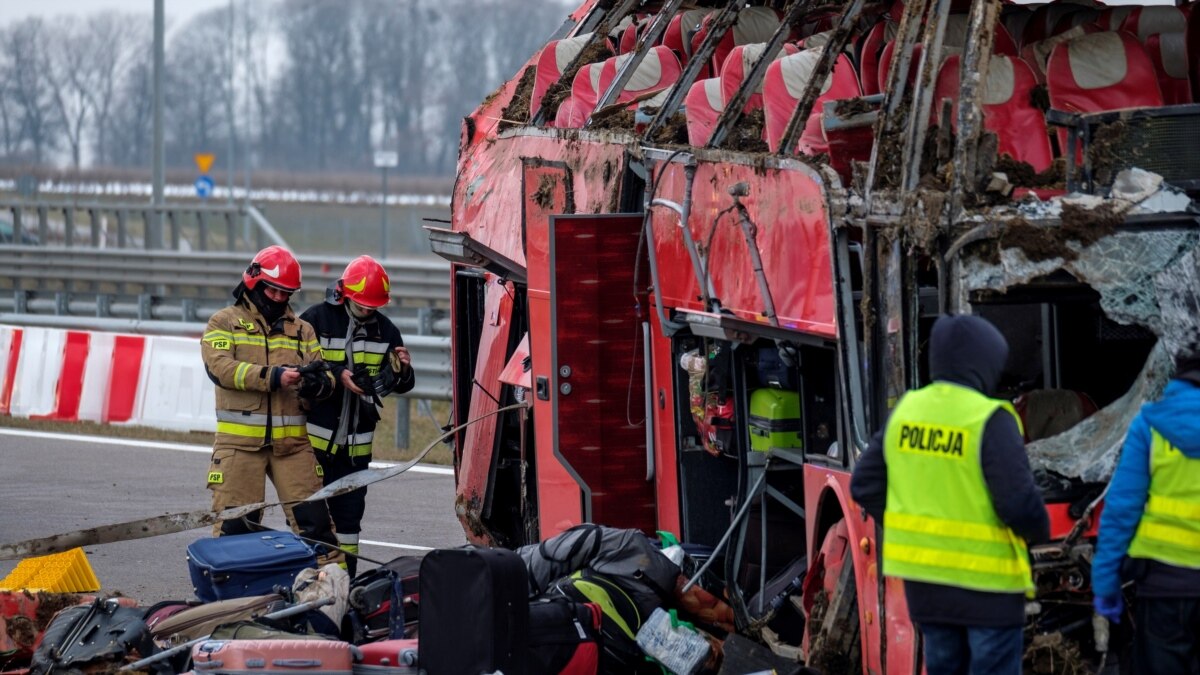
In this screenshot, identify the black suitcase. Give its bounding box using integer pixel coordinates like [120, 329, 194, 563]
[419, 547, 529, 675]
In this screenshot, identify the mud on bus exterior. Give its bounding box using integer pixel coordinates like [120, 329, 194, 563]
[435, 0, 1200, 672]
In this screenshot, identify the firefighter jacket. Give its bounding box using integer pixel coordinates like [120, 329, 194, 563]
[881, 382, 1035, 594]
[201, 297, 333, 455]
[300, 300, 415, 459]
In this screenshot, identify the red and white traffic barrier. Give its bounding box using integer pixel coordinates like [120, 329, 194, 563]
[0, 325, 216, 433]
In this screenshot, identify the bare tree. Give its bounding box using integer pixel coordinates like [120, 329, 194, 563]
[164, 10, 229, 166]
[2, 18, 61, 164]
[48, 16, 102, 169]
[87, 12, 146, 167]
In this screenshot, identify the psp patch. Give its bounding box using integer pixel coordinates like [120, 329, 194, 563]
[207, 471, 224, 484]
[315, 465, 324, 478]
[208, 338, 231, 351]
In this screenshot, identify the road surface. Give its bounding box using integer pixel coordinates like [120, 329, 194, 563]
[0, 428, 465, 603]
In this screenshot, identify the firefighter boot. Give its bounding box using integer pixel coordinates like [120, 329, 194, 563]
[291, 500, 346, 568]
[336, 533, 360, 578]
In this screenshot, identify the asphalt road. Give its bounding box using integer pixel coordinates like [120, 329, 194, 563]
[0, 428, 466, 603]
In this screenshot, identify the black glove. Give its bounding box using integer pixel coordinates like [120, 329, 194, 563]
[351, 365, 384, 407]
[297, 361, 333, 401]
[371, 350, 408, 399]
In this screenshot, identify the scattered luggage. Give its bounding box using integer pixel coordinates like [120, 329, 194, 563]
[30, 597, 166, 674]
[548, 569, 657, 674]
[191, 638, 353, 674]
[528, 597, 602, 675]
[188, 532, 317, 602]
[354, 638, 420, 674]
[748, 388, 803, 453]
[345, 555, 421, 642]
[418, 546, 529, 675]
[150, 593, 286, 645]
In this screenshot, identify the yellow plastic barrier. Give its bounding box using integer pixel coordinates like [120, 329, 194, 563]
[0, 547, 101, 592]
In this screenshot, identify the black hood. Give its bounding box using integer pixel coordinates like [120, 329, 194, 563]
[232, 281, 289, 326]
[929, 314, 1009, 396]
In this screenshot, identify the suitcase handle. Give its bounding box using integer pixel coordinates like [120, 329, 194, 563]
[271, 659, 323, 668]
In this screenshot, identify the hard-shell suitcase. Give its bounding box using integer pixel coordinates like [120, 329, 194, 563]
[353, 639, 420, 674]
[191, 638, 353, 674]
[419, 547, 529, 675]
[748, 388, 803, 452]
[188, 532, 317, 602]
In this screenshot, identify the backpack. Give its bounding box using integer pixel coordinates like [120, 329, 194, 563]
[344, 555, 421, 642]
[548, 570, 659, 674]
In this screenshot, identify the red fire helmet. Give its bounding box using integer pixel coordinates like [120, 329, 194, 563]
[243, 245, 302, 292]
[339, 255, 391, 308]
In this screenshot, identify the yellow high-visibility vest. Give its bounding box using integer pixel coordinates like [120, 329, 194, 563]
[882, 382, 1034, 594]
[1128, 429, 1200, 568]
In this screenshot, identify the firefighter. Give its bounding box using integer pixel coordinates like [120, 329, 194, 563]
[850, 314, 1049, 675]
[300, 255, 414, 576]
[200, 245, 343, 566]
[1092, 341, 1200, 674]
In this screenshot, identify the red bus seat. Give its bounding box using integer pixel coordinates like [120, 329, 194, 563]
[935, 54, 1054, 171]
[720, 42, 801, 112]
[763, 49, 861, 155]
[531, 33, 593, 120]
[1047, 31, 1164, 156]
[1147, 33, 1192, 105]
[690, 7, 782, 77]
[685, 78, 724, 146]
[859, 20, 897, 95]
[596, 46, 684, 107]
[664, 9, 714, 71]
[561, 62, 606, 128]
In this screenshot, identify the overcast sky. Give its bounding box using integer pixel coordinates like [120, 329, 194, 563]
[0, 0, 233, 26]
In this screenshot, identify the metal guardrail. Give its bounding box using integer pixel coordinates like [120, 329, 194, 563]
[0, 245, 451, 313]
[0, 199, 284, 252]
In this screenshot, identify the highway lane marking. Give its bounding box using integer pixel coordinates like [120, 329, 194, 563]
[0, 428, 456, 476]
[362, 539, 434, 551]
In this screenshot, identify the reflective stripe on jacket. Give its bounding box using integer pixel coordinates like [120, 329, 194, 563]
[300, 301, 414, 459]
[201, 298, 329, 454]
[882, 381, 1035, 594]
[1128, 428, 1200, 568]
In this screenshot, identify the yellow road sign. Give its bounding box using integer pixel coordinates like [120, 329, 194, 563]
[194, 153, 216, 174]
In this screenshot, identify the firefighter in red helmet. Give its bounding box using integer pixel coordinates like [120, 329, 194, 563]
[301, 255, 415, 576]
[200, 245, 343, 566]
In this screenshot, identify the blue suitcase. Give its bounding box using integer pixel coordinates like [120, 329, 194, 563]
[188, 532, 317, 602]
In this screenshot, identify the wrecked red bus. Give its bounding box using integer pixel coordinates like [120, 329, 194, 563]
[432, 0, 1200, 672]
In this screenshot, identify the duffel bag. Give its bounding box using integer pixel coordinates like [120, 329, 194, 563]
[529, 596, 602, 675]
[345, 555, 421, 642]
[547, 570, 659, 674]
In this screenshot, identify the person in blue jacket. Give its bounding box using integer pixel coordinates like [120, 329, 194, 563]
[1092, 342, 1200, 674]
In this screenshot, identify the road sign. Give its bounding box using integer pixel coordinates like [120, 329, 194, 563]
[374, 150, 399, 169]
[194, 153, 215, 174]
[195, 175, 215, 199]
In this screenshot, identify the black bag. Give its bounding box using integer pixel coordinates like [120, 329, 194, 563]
[31, 598, 166, 674]
[419, 547, 529, 675]
[548, 570, 659, 674]
[528, 596, 602, 675]
[345, 555, 422, 642]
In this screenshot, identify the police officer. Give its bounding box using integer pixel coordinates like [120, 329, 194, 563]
[200, 245, 343, 566]
[1093, 341, 1200, 674]
[301, 255, 415, 576]
[851, 314, 1049, 675]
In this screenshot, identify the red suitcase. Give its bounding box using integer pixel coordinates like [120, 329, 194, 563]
[191, 639, 353, 674]
[353, 639, 420, 674]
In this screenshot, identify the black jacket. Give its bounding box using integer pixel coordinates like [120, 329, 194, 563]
[300, 300, 415, 460]
[850, 314, 1050, 627]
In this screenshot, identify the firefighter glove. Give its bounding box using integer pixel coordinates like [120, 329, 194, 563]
[1093, 594, 1123, 624]
[370, 350, 407, 399]
[297, 361, 334, 401]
